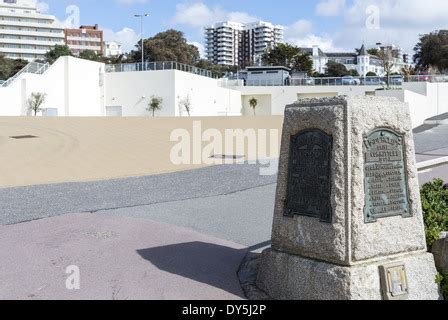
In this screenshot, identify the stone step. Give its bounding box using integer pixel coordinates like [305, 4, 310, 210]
[425, 112, 448, 125]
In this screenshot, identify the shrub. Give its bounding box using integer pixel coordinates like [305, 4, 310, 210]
[436, 273, 448, 298]
[421, 178, 448, 299]
[421, 179, 448, 247]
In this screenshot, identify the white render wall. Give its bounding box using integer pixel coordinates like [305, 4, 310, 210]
[1, 56, 448, 129]
[104, 69, 243, 117]
[236, 85, 382, 116]
[0, 56, 105, 117]
[376, 82, 448, 128]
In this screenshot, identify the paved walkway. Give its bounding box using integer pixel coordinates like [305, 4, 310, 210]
[0, 213, 246, 300]
[1, 123, 448, 300]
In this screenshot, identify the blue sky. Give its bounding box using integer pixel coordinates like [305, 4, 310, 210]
[35, 0, 448, 56]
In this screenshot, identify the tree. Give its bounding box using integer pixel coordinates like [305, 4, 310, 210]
[0, 56, 28, 80]
[401, 65, 415, 82]
[103, 53, 126, 65]
[378, 49, 395, 87]
[130, 29, 200, 65]
[249, 97, 258, 116]
[350, 69, 360, 77]
[195, 59, 237, 78]
[325, 61, 348, 77]
[0, 55, 11, 80]
[44, 45, 72, 64]
[366, 71, 377, 76]
[262, 43, 313, 74]
[147, 95, 163, 117]
[367, 48, 380, 57]
[414, 30, 448, 73]
[179, 95, 192, 116]
[79, 50, 102, 62]
[28, 92, 47, 116]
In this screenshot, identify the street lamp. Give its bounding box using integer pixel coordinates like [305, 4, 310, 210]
[134, 13, 149, 71]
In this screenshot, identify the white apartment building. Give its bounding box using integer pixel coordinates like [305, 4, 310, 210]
[0, 0, 65, 61]
[104, 41, 123, 57]
[205, 21, 283, 67]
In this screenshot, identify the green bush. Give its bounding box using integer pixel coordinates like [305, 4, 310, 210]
[421, 178, 448, 299]
[436, 273, 448, 298]
[420, 179, 448, 247]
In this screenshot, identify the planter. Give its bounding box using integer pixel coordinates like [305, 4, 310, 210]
[432, 232, 448, 274]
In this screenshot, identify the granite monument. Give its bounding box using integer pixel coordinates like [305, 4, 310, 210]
[256, 96, 441, 300]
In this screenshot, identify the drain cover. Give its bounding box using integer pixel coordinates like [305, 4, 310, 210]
[210, 154, 245, 160]
[10, 135, 38, 140]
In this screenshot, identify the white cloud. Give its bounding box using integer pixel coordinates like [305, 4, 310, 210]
[115, 0, 149, 5]
[103, 27, 140, 53]
[36, 1, 49, 13]
[189, 41, 205, 58]
[285, 20, 313, 38]
[171, 2, 258, 28]
[287, 34, 340, 52]
[283, 20, 341, 51]
[345, 0, 448, 27]
[337, 0, 448, 53]
[316, 0, 346, 16]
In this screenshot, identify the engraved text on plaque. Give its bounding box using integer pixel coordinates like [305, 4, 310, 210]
[363, 128, 411, 223]
[284, 129, 332, 223]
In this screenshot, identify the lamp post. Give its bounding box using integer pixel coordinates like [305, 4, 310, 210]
[134, 13, 149, 71]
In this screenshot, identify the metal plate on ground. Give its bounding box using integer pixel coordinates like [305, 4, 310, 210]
[284, 129, 333, 223]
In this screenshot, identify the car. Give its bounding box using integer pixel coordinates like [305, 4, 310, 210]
[341, 76, 360, 85]
[305, 78, 315, 85]
[414, 74, 430, 82]
[389, 75, 403, 85]
[363, 77, 386, 85]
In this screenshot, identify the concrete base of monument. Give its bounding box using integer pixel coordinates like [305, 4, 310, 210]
[255, 249, 442, 300]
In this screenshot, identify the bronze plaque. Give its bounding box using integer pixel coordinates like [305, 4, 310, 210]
[379, 263, 409, 300]
[363, 128, 411, 223]
[284, 129, 333, 223]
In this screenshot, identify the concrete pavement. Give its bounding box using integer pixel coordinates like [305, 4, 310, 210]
[1, 123, 448, 300]
[0, 213, 246, 300]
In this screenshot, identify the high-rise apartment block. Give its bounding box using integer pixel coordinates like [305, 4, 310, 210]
[0, 0, 65, 61]
[205, 21, 283, 67]
[65, 24, 104, 56]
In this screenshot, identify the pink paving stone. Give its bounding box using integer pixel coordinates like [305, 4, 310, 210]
[0, 213, 247, 300]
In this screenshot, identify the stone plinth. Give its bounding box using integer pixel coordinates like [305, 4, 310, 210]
[257, 96, 441, 300]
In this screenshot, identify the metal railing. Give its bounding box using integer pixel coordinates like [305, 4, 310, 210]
[0, 62, 50, 88]
[105, 61, 218, 79]
[242, 75, 448, 87]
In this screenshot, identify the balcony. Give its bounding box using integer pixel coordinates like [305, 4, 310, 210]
[0, 19, 63, 31]
[0, 37, 64, 46]
[0, 29, 65, 39]
[0, 47, 48, 55]
[69, 45, 102, 51]
[67, 36, 102, 42]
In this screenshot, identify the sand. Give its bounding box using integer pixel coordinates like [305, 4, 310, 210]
[0, 116, 283, 188]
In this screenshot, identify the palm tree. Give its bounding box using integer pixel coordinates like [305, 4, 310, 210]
[147, 95, 163, 117]
[249, 97, 258, 116]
